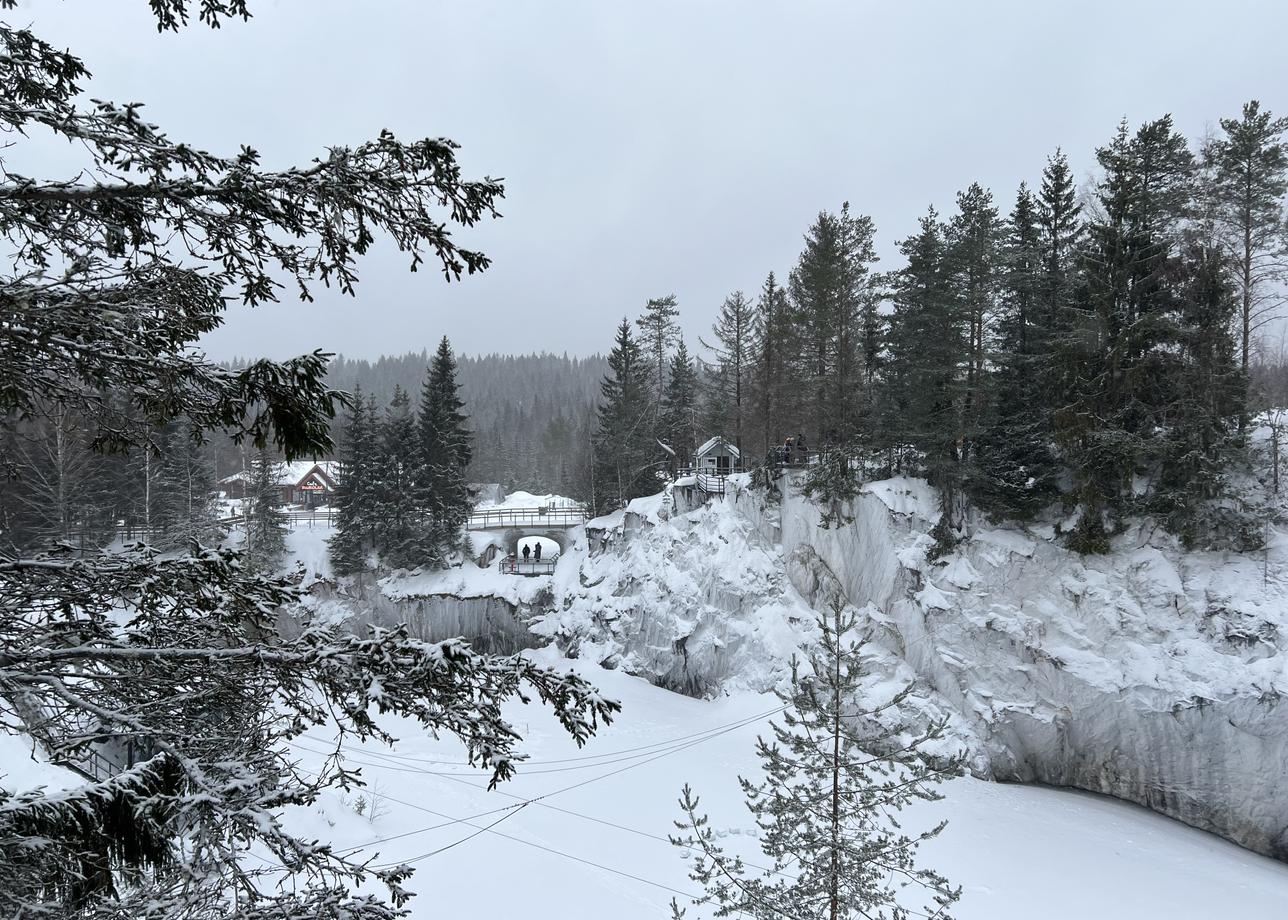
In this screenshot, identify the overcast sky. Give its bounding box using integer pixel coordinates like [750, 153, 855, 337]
[18, 0, 1288, 360]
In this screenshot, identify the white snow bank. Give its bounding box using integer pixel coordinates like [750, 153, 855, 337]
[284, 523, 335, 583]
[476, 490, 582, 511]
[382, 552, 565, 607]
[0, 731, 82, 796]
[860, 475, 940, 519]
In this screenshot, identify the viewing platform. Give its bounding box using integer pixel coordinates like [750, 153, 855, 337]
[499, 556, 558, 576]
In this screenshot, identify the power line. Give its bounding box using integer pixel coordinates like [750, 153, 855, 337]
[287, 706, 784, 790]
[390, 803, 530, 867]
[263, 705, 786, 865]
[258, 708, 948, 918]
[296, 703, 786, 769]
[286, 705, 796, 878]
[355, 784, 700, 899]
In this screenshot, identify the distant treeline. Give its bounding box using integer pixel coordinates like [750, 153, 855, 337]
[324, 351, 609, 496]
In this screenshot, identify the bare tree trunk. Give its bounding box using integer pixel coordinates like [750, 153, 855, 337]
[829, 603, 842, 920]
[1241, 177, 1254, 376]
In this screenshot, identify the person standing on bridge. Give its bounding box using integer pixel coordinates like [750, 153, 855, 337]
[522, 543, 531, 562]
[534, 542, 542, 562]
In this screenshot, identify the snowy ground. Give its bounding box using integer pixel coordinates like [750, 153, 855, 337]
[280, 652, 1288, 920]
[283, 521, 336, 582]
[475, 490, 583, 511]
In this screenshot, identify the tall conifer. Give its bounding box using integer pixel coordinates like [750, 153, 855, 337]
[1207, 100, 1288, 376]
[636, 294, 681, 409]
[972, 183, 1060, 517]
[887, 208, 969, 542]
[702, 290, 755, 456]
[419, 336, 473, 554]
[243, 445, 288, 572]
[660, 337, 700, 466]
[329, 384, 375, 575]
[592, 319, 657, 513]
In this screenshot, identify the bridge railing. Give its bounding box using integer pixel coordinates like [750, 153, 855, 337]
[468, 506, 587, 530]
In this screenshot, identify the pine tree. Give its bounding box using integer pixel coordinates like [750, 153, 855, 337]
[1058, 116, 1195, 549]
[660, 337, 700, 466]
[373, 385, 432, 569]
[701, 290, 755, 456]
[592, 318, 658, 513]
[1036, 149, 1083, 296]
[945, 181, 1003, 450]
[1152, 241, 1252, 546]
[155, 421, 222, 549]
[887, 207, 969, 544]
[750, 271, 798, 457]
[669, 600, 961, 920]
[837, 203, 882, 442]
[1206, 100, 1288, 378]
[243, 445, 288, 572]
[329, 385, 375, 575]
[789, 206, 880, 444]
[696, 356, 731, 440]
[636, 294, 681, 406]
[0, 6, 619, 918]
[972, 183, 1060, 518]
[1035, 148, 1084, 465]
[418, 336, 473, 558]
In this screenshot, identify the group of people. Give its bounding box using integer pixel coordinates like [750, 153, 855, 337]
[774, 428, 844, 466]
[520, 542, 544, 562]
[777, 433, 810, 466]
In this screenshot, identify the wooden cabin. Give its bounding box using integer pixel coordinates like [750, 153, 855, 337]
[219, 460, 338, 507]
[693, 436, 740, 474]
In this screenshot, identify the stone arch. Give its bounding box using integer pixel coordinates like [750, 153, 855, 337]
[504, 528, 568, 557]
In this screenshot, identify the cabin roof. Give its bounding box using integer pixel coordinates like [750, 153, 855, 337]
[695, 436, 740, 458]
[219, 459, 338, 489]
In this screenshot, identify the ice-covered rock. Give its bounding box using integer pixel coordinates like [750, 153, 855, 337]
[536, 488, 811, 694]
[776, 476, 1288, 860]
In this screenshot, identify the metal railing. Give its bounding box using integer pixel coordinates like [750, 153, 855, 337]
[676, 465, 744, 478]
[500, 556, 558, 576]
[769, 447, 814, 469]
[221, 507, 336, 528]
[674, 467, 744, 496]
[467, 505, 587, 530]
[695, 471, 730, 495]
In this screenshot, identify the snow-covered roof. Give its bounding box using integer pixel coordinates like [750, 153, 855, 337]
[695, 436, 740, 459]
[220, 460, 338, 488]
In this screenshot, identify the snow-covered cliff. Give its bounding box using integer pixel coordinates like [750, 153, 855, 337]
[532, 474, 1288, 860]
[778, 476, 1288, 859]
[533, 485, 811, 695]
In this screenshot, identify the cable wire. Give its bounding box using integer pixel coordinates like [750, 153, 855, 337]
[295, 703, 787, 770]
